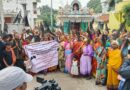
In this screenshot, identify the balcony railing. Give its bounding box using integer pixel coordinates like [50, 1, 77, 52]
[32, 0, 41, 2]
[18, 0, 27, 4]
[60, 11, 89, 15]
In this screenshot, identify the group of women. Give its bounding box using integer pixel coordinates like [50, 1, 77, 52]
[3, 28, 129, 90]
[57, 29, 130, 90]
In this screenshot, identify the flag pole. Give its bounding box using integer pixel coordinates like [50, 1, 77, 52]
[51, 0, 53, 31]
[0, 0, 4, 34]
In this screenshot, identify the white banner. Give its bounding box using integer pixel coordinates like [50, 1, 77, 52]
[24, 41, 59, 73]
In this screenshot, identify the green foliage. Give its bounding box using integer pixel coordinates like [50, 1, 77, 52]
[115, 0, 122, 3]
[87, 0, 102, 13]
[109, 0, 115, 11]
[123, 3, 130, 26]
[109, 0, 122, 11]
[38, 5, 58, 27]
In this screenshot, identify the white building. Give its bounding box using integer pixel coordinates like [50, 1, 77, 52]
[100, 0, 109, 13]
[1, 0, 41, 33]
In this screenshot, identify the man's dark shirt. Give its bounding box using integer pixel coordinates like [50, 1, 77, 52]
[2, 51, 13, 67]
[0, 41, 5, 69]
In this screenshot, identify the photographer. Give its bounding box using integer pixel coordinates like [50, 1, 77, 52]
[0, 66, 33, 90]
[118, 43, 130, 90]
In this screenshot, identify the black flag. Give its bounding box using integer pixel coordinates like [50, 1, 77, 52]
[90, 18, 94, 31]
[24, 15, 29, 27]
[13, 11, 22, 24]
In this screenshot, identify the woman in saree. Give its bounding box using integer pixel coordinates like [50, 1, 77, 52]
[95, 42, 107, 85]
[73, 36, 84, 62]
[107, 40, 122, 90]
[80, 39, 94, 79]
[64, 35, 73, 73]
[58, 36, 65, 72]
[92, 37, 101, 77]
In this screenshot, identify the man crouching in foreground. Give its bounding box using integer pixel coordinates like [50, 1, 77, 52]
[0, 66, 33, 90]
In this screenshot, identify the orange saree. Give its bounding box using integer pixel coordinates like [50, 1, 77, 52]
[107, 48, 122, 90]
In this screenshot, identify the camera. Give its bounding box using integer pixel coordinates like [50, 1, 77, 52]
[35, 77, 61, 90]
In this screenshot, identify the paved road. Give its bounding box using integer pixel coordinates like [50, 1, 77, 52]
[27, 72, 106, 90]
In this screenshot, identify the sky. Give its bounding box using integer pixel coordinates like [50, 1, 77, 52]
[38, 0, 90, 9]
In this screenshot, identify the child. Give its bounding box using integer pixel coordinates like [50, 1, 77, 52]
[71, 56, 79, 76]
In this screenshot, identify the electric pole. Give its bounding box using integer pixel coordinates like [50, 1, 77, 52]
[51, 0, 53, 30]
[0, 0, 4, 34]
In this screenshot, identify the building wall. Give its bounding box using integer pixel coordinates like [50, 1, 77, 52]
[23, 0, 40, 29]
[3, 0, 40, 30]
[8, 23, 24, 34]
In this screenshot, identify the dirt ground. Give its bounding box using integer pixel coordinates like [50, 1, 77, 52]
[27, 72, 107, 90]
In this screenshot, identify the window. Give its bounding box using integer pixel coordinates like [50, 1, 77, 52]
[4, 17, 12, 23]
[22, 4, 27, 10]
[33, 2, 37, 14]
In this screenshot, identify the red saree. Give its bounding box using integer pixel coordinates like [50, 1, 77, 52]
[73, 41, 84, 62]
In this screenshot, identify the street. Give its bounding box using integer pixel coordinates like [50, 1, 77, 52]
[27, 72, 106, 90]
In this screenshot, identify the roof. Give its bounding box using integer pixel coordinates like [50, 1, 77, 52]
[97, 14, 109, 22]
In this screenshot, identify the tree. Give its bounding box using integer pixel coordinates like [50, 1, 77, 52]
[108, 0, 122, 11]
[123, 3, 130, 26]
[38, 5, 58, 27]
[87, 0, 102, 13]
[115, 0, 122, 3]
